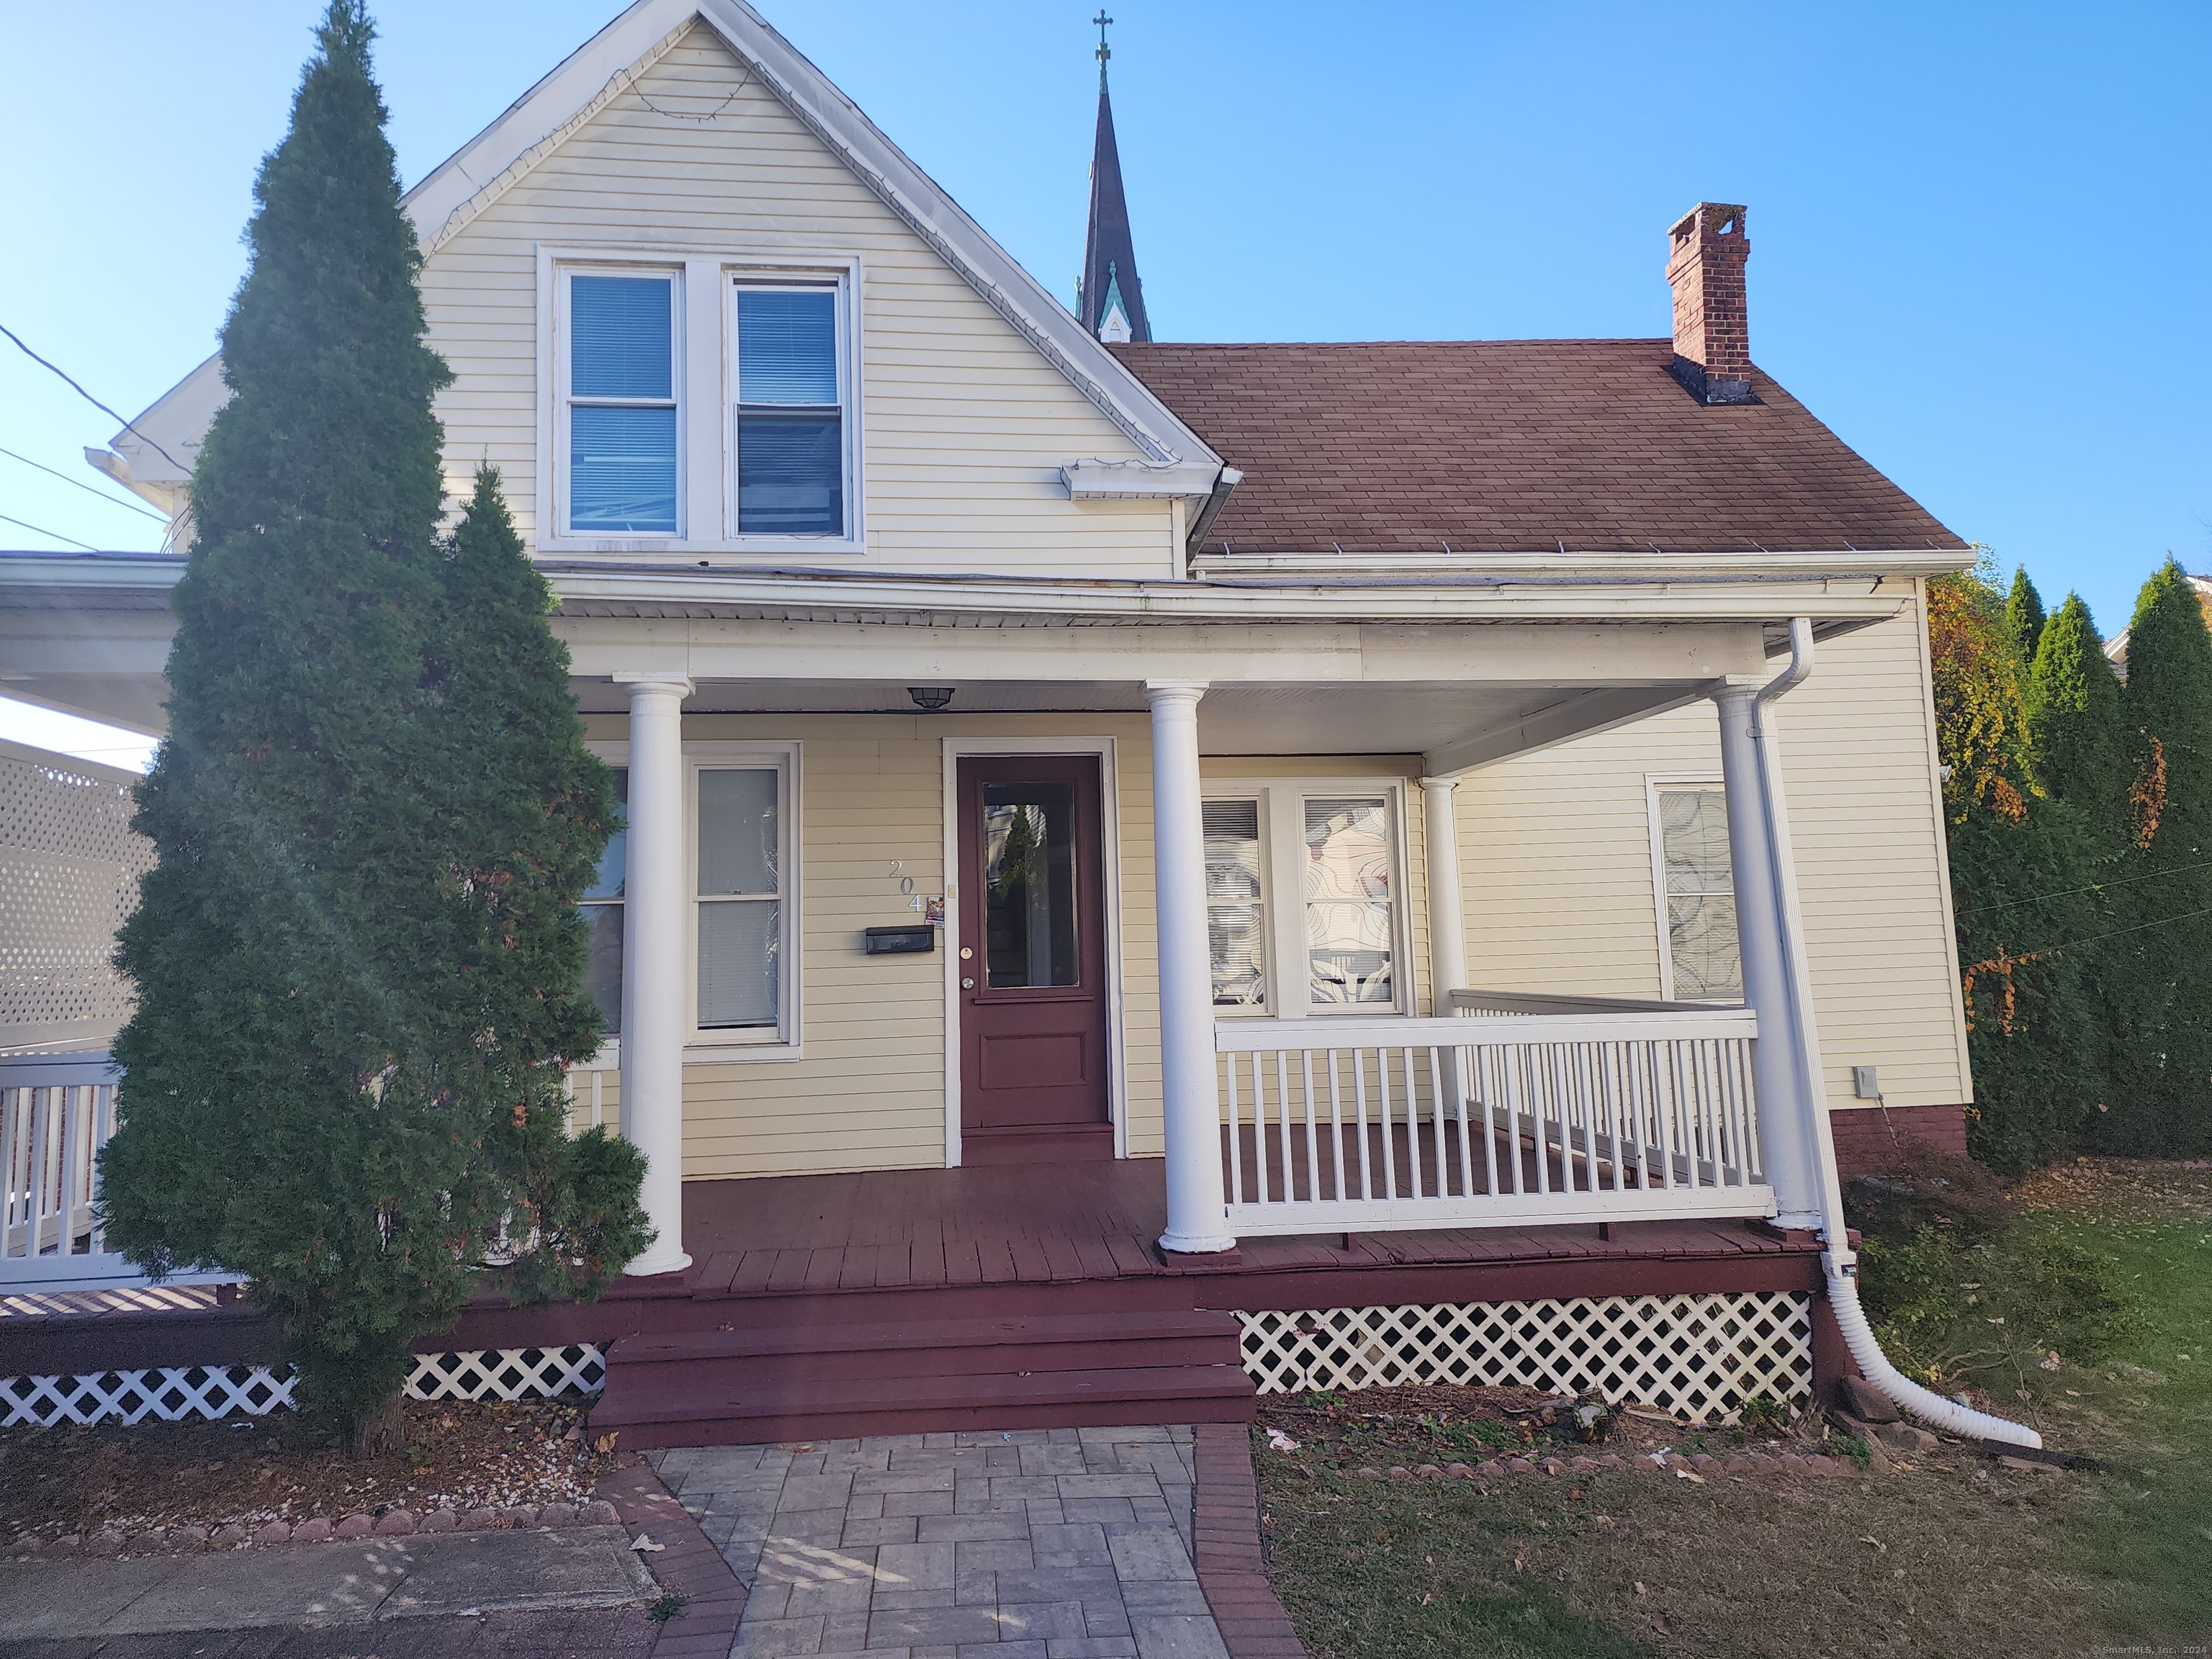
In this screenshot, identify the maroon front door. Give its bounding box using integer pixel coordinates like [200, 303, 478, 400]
[956, 755, 1113, 1164]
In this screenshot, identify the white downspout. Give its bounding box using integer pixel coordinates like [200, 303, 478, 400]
[1753, 619, 2041, 1447]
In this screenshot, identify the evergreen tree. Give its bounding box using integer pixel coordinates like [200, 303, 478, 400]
[1930, 567, 2092, 1169]
[2004, 567, 2049, 663]
[2101, 561, 2212, 1154]
[102, 4, 644, 1449]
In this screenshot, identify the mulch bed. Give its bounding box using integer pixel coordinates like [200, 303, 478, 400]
[0, 1396, 619, 1547]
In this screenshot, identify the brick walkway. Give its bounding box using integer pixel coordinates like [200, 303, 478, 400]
[653, 1426, 1231, 1659]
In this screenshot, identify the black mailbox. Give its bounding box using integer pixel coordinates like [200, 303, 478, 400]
[863, 925, 937, 956]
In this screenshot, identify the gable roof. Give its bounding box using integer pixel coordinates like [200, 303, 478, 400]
[98, 0, 1219, 500]
[1112, 338, 1967, 557]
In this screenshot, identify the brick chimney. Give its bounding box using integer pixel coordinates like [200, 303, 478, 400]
[1666, 202, 1753, 405]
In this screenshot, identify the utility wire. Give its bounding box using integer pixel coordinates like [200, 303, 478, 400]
[1985, 901, 2212, 966]
[0, 321, 187, 474]
[0, 444, 167, 522]
[1958, 855, 2212, 918]
[0, 511, 99, 552]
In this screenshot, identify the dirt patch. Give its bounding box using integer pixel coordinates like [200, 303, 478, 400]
[1254, 1388, 2106, 1659]
[0, 1398, 618, 1544]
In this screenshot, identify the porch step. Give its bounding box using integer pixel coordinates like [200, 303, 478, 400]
[590, 1308, 1256, 1449]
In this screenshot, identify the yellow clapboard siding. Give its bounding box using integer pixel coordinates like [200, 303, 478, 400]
[418, 26, 1176, 581]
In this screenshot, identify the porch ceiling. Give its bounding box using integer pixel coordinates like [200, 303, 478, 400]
[572, 676, 1712, 769]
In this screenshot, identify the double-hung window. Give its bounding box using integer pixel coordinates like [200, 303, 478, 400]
[578, 747, 802, 1056]
[563, 271, 680, 536]
[1201, 782, 1407, 1018]
[689, 745, 799, 1051]
[1650, 783, 1741, 1001]
[580, 768, 628, 1041]
[732, 284, 845, 536]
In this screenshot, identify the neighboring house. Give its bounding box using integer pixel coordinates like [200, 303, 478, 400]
[0, 0, 1975, 1437]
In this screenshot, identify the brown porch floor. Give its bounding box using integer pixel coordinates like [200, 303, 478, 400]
[670, 1155, 1809, 1300]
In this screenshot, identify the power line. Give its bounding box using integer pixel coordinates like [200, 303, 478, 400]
[0, 444, 167, 522]
[0, 511, 99, 552]
[0, 321, 187, 474]
[1959, 855, 2212, 918]
[1983, 900, 2212, 967]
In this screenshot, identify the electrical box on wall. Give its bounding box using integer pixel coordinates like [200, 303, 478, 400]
[863, 925, 937, 956]
[1852, 1066, 1881, 1100]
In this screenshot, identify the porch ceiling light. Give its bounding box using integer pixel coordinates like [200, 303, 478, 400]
[907, 686, 955, 711]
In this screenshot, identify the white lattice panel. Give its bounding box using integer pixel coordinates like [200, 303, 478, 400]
[0, 741, 156, 1051]
[0, 1344, 604, 1427]
[407, 1345, 606, 1401]
[1, 1364, 295, 1427]
[1238, 1292, 1811, 1424]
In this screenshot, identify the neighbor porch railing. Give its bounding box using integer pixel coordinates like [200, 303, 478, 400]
[0, 1052, 136, 1286]
[1214, 992, 1770, 1236]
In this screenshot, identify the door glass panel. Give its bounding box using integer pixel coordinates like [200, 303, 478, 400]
[1304, 796, 1395, 1006]
[1203, 798, 1265, 1007]
[981, 781, 1079, 988]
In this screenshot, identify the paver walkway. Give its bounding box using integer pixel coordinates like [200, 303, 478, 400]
[654, 1426, 1231, 1659]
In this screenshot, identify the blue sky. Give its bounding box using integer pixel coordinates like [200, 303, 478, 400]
[2, 0, 2207, 759]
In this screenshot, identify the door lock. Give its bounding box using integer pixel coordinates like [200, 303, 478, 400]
[961, 976, 976, 990]
[959, 945, 973, 960]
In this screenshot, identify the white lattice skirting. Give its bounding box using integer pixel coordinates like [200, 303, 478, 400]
[1238, 1292, 1812, 1424]
[0, 1344, 606, 1428]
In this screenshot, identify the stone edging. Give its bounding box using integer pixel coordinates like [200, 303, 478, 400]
[595, 1457, 747, 1659]
[1192, 1422, 1309, 1659]
[6, 1498, 621, 1560]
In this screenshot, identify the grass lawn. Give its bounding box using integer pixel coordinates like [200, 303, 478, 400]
[1251, 1159, 2211, 1658]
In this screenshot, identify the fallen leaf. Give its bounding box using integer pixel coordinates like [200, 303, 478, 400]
[630, 1534, 665, 1553]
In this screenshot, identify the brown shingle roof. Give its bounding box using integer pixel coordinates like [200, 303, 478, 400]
[1108, 338, 1966, 556]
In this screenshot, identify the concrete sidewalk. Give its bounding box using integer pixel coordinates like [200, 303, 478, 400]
[0, 1526, 656, 1646]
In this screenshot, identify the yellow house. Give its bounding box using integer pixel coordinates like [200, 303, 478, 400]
[2, 0, 2015, 1447]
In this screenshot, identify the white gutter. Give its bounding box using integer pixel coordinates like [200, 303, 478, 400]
[1753, 617, 2041, 1447]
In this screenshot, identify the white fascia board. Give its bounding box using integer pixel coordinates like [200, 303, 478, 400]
[1192, 547, 1978, 581]
[0, 554, 186, 594]
[538, 563, 1914, 626]
[98, 0, 1225, 500]
[1060, 459, 1224, 500]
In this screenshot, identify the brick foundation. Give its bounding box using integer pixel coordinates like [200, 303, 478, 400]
[1827, 1103, 1969, 1179]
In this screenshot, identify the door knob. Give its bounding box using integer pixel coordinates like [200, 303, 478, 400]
[961, 976, 975, 989]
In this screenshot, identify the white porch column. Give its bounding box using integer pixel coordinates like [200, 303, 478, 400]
[1419, 776, 1467, 1014]
[1713, 684, 1822, 1228]
[614, 673, 695, 1277]
[1146, 680, 1236, 1254]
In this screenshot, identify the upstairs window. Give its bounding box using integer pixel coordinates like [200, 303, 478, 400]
[565, 271, 680, 535]
[733, 284, 845, 536]
[1651, 783, 1741, 1000]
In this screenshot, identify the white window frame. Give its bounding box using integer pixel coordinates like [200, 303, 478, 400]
[536, 245, 866, 558]
[553, 262, 685, 542]
[582, 739, 804, 1066]
[687, 742, 803, 1059]
[1199, 777, 1413, 1020]
[1644, 774, 1740, 1004]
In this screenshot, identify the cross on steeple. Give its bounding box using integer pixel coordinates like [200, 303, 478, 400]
[1076, 12, 1148, 342]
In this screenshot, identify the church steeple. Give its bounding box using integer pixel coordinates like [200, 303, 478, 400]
[1077, 12, 1149, 343]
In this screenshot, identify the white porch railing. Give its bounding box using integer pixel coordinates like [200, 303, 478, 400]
[1215, 997, 1771, 1237]
[0, 1053, 138, 1286]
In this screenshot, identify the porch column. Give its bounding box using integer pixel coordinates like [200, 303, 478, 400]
[614, 672, 694, 1277]
[1146, 680, 1236, 1254]
[1419, 776, 1467, 1014]
[1712, 685, 1821, 1229]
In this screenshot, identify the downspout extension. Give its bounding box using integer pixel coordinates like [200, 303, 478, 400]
[1755, 617, 2041, 1449]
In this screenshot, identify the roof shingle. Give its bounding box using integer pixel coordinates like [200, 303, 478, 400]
[1108, 338, 1965, 556]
